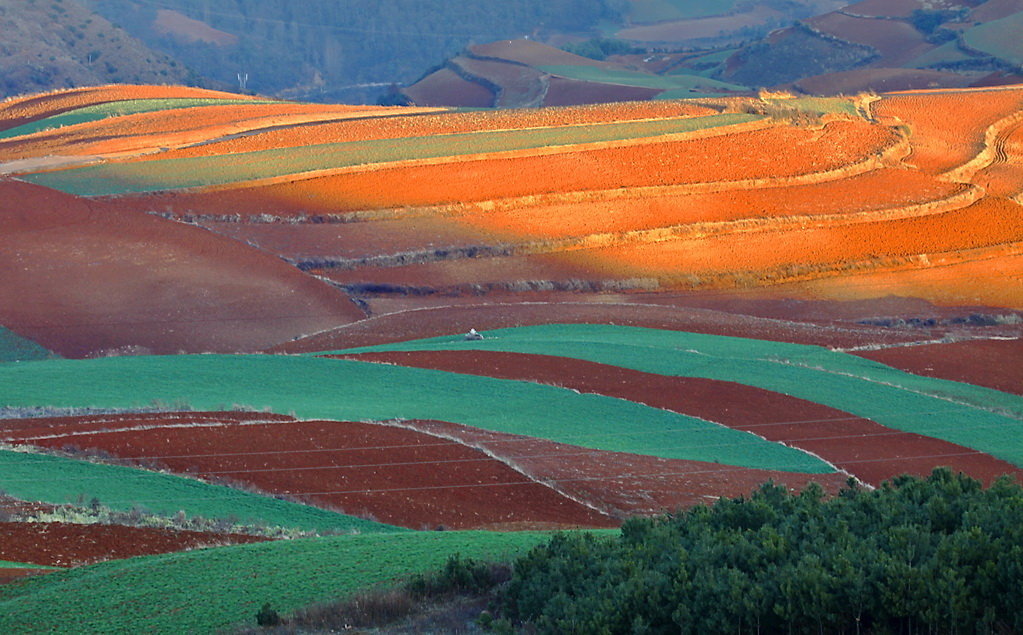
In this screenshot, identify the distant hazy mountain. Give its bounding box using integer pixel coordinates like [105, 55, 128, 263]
[0, 0, 190, 98]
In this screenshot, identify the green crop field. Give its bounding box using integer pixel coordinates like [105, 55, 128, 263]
[540, 65, 748, 93]
[0, 98, 269, 140]
[0, 560, 62, 570]
[333, 325, 1023, 467]
[0, 530, 561, 633]
[0, 327, 55, 362]
[628, 0, 737, 24]
[0, 354, 830, 473]
[0, 449, 399, 534]
[962, 12, 1023, 67]
[21, 113, 761, 196]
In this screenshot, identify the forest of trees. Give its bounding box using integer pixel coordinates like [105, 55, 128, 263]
[80, 0, 625, 101]
[498, 469, 1023, 634]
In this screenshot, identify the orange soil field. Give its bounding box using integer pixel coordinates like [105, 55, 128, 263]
[581, 197, 1023, 279]
[402, 68, 496, 108]
[856, 338, 1023, 395]
[875, 88, 1023, 173]
[7, 416, 616, 530]
[0, 103, 428, 161]
[542, 77, 663, 107]
[0, 85, 254, 131]
[146, 100, 718, 162]
[807, 13, 930, 64]
[444, 168, 966, 240]
[0, 180, 363, 357]
[272, 301, 927, 354]
[342, 351, 1023, 487]
[784, 251, 1023, 309]
[972, 118, 1023, 198]
[140, 118, 891, 217]
[0, 522, 266, 568]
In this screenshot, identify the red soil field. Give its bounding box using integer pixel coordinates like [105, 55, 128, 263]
[807, 13, 930, 65]
[0, 180, 363, 357]
[0, 411, 295, 441]
[145, 100, 717, 162]
[0, 103, 424, 161]
[0, 85, 255, 132]
[542, 77, 663, 107]
[402, 68, 495, 108]
[5, 416, 614, 531]
[795, 68, 977, 96]
[199, 217, 501, 261]
[342, 350, 1023, 487]
[972, 118, 1023, 199]
[875, 88, 1023, 173]
[0, 522, 266, 568]
[272, 300, 927, 355]
[146, 118, 891, 216]
[393, 420, 852, 519]
[855, 338, 1023, 395]
[468, 40, 605, 68]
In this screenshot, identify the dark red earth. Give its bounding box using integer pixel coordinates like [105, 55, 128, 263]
[339, 350, 1023, 487]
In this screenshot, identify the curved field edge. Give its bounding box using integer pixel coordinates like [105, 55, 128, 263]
[19, 114, 761, 196]
[0, 98, 275, 141]
[0, 328, 56, 362]
[0, 449, 398, 534]
[0, 530, 560, 633]
[331, 325, 1023, 467]
[0, 355, 832, 473]
[0, 560, 61, 570]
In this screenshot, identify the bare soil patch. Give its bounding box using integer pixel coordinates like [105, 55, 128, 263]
[856, 338, 1023, 395]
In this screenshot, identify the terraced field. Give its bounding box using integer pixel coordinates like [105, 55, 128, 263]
[0, 84, 1020, 631]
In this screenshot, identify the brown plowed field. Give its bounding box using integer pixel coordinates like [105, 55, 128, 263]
[468, 40, 606, 68]
[272, 300, 927, 354]
[0, 568, 52, 586]
[796, 68, 977, 96]
[0, 522, 266, 568]
[0, 180, 363, 357]
[145, 118, 891, 216]
[542, 77, 663, 107]
[392, 420, 851, 518]
[7, 418, 614, 530]
[0, 85, 254, 132]
[855, 338, 1023, 394]
[452, 57, 545, 108]
[0, 411, 295, 441]
[341, 350, 1023, 486]
[807, 13, 930, 65]
[875, 88, 1023, 173]
[843, 0, 921, 18]
[402, 68, 495, 108]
